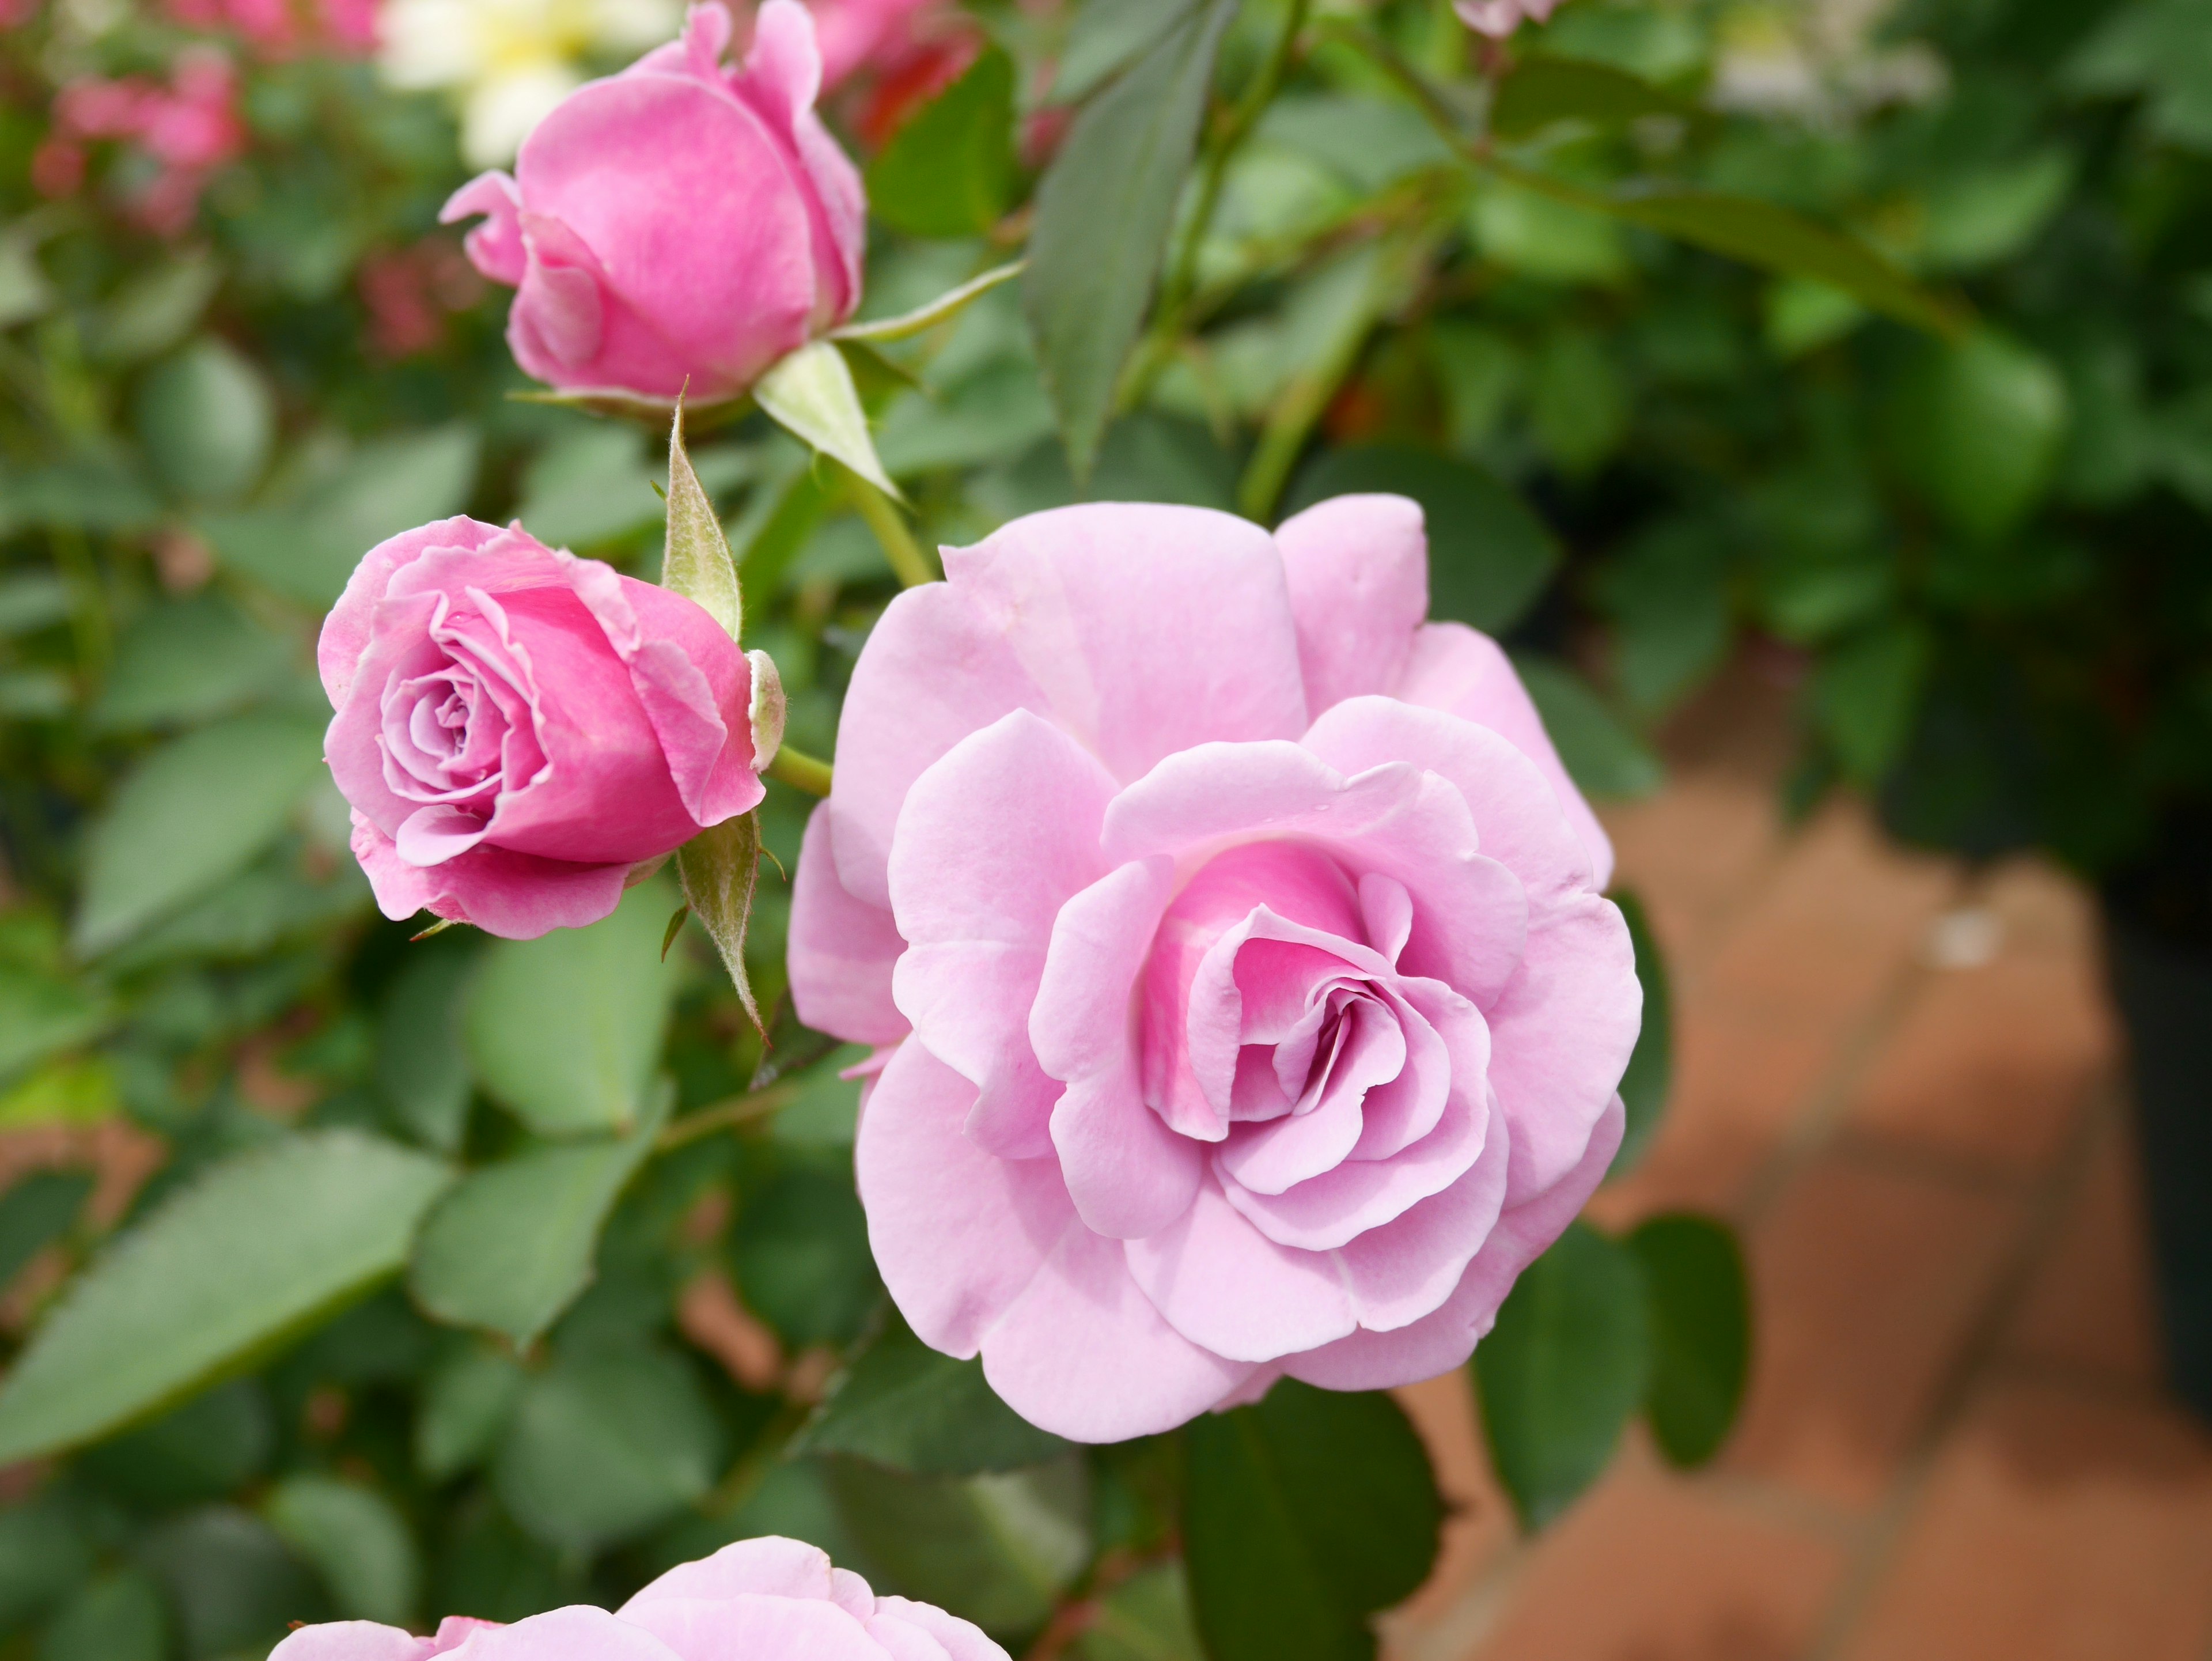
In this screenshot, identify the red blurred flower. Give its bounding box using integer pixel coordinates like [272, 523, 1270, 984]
[357, 237, 486, 359]
[34, 47, 247, 237]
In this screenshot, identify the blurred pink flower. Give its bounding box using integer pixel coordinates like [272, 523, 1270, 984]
[163, 0, 377, 56]
[34, 47, 247, 236]
[1455, 0, 1562, 37]
[358, 237, 486, 358]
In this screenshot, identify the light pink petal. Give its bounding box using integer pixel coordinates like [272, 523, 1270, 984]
[620, 1535, 836, 1611]
[980, 1221, 1256, 1442]
[430, 1618, 501, 1653]
[870, 1601, 1010, 1661]
[349, 810, 629, 940]
[1034, 860, 1205, 1240]
[789, 803, 908, 1045]
[319, 515, 505, 707]
[268, 1625, 436, 1661]
[1345, 977, 1465, 1161]
[1125, 1176, 1355, 1362]
[889, 711, 1116, 1158]
[865, 1611, 955, 1661]
[1272, 493, 1428, 718]
[856, 1039, 1076, 1357]
[1332, 1094, 1510, 1331]
[1359, 872, 1413, 963]
[395, 804, 490, 865]
[1394, 623, 1613, 888]
[514, 211, 605, 368]
[829, 1569, 877, 1620]
[617, 1595, 881, 1661]
[1215, 1000, 1401, 1194]
[441, 171, 527, 286]
[942, 503, 1309, 785]
[1283, 1094, 1623, 1390]
[454, 1607, 684, 1661]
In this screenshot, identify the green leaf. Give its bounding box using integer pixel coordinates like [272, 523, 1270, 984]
[1490, 54, 1699, 140]
[1472, 1221, 1650, 1530]
[85, 253, 220, 364]
[1888, 330, 2071, 542]
[866, 47, 1018, 238]
[1611, 891, 1671, 1176]
[377, 940, 480, 1154]
[1590, 518, 1732, 718]
[407, 1088, 668, 1346]
[0, 572, 73, 637]
[204, 426, 480, 607]
[1072, 1563, 1203, 1661]
[1512, 654, 1664, 800]
[1629, 1214, 1749, 1469]
[0, 1492, 95, 1630]
[1025, 0, 1237, 477]
[463, 879, 683, 1137]
[415, 1341, 528, 1481]
[38, 1569, 166, 1661]
[263, 1475, 420, 1626]
[1812, 616, 1933, 786]
[677, 812, 763, 1028]
[1917, 150, 2075, 272]
[72, 710, 329, 957]
[827, 1455, 1093, 1638]
[133, 337, 274, 507]
[1182, 1382, 1442, 1661]
[513, 424, 658, 551]
[77, 1380, 271, 1508]
[0, 1170, 92, 1288]
[662, 404, 743, 641]
[1283, 444, 1560, 634]
[753, 341, 899, 498]
[89, 592, 295, 732]
[1051, 0, 1196, 103]
[729, 1163, 881, 1348]
[493, 1345, 723, 1553]
[1529, 327, 1628, 475]
[0, 1131, 452, 1465]
[793, 1315, 1070, 1475]
[0, 964, 108, 1084]
[137, 1506, 323, 1660]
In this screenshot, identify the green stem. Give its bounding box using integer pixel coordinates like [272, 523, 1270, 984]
[846, 466, 936, 588]
[767, 744, 834, 797]
[656, 1079, 800, 1151]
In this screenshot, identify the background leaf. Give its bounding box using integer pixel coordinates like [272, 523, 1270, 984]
[1512, 655, 1665, 800]
[793, 1315, 1071, 1475]
[1611, 890, 1672, 1175]
[1490, 55, 1699, 141]
[132, 337, 274, 506]
[262, 1474, 420, 1625]
[1630, 1214, 1751, 1468]
[1888, 330, 2071, 542]
[866, 47, 1018, 239]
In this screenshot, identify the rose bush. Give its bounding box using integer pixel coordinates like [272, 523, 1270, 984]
[789, 497, 1641, 1441]
[270, 1538, 1006, 1661]
[440, 0, 863, 401]
[321, 515, 763, 939]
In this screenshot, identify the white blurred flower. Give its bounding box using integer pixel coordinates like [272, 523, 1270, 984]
[378, 0, 683, 166]
[1710, 0, 1945, 123]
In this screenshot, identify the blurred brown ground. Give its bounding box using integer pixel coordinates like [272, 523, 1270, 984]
[1386, 658, 2212, 1661]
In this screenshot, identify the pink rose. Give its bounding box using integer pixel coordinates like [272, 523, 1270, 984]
[320, 516, 763, 941]
[270, 1537, 1006, 1661]
[787, 499, 1640, 1441]
[440, 0, 864, 404]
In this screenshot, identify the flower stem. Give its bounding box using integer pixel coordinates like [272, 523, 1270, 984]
[767, 744, 834, 797]
[846, 466, 936, 588]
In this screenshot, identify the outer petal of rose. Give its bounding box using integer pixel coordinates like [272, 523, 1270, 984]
[1125, 1178, 1356, 1362]
[268, 1625, 437, 1661]
[856, 1040, 1077, 1357]
[350, 812, 630, 940]
[1331, 1092, 1510, 1331]
[1272, 493, 1428, 719]
[738, 0, 864, 324]
[441, 171, 527, 285]
[789, 803, 908, 1046]
[1486, 890, 1641, 1202]
[1101, 741, 1527, 1008]
[865, 1613, 955, 1661]
[327, 592, 446, 839]
[889, 711, 1116, 1158]
[942, 503, 1309, 785]
[621, 1537, 836, 1612]
[871, 1600, 1010, 1661]
[1033, 858, 1204, 1239]
[1302, 696, 1594, 909]
[981, 1220, 1257, 1442]
[429, 1618, 501, 1653]
[317, 514, 506, 706]
[828, 581, 1045, 910]
[619, 1594, 885, 1661]
[1282, 1094, 1623, 1390]
[1394, 623, 1614, 888]
[456, 1607, 685, 1661]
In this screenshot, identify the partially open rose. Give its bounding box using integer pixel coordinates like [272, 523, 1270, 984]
[788, 497, 1641, 1441]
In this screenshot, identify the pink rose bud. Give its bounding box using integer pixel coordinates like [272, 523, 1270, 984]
[269, 1538, 1008, 1661]
[319, 516, 764, 941]
[787, 498, 1641, 1442]
[440, 0, 864, 404]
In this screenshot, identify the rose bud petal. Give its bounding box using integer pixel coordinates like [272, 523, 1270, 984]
[440, 0, 864, 403]
[319, 515, 763, 940]
[787, 495, 1641, 1441]
[270, 1537, 1009, 1661]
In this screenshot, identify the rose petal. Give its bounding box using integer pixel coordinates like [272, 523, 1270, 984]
[268, 1625, 437, 1661]
[319, 514, 505, 707]
[620, 1536, 837, 1611]
[1124, 1176, 1356, 1362]
[619, 1595, 882, 1661]
[350, 811, 628, 940]
[1272, 493, 1428, 718]
[789, 803, 908, 1046]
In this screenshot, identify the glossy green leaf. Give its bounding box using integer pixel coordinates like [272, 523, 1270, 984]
[0, 965, 107, 1084]
[677, 811, 762, 1028]
[1889, 330, 2071, 542]
[1025, 0, 1237, 476]
[1072, 1562, 1203, 1661]
[0, 1131, 451, 1465]
[494, 1345, 723, 1553]
[38, 1569, 166, 1661]
[1473, 1221, 1650, 1530]
[1051, 0, 1195, 104]
[464, 879, 682, 1137]
[1182, 1382, 1442, 1661]
[1630, 1214, 1751, 1468]
[662, 404, 743, 641]
[793, 1316, 1070, 1475]
[263, 1474, 419, 1625]
[72, 709, 329, 956]
[866, 47, 1017, 239]
[89, 592, 294, 732]
[415, 1341, 528, 1481]
[0, 1170, 92, 1288]
[1283, 444, 1560, 634]
[1611, 891, 1672, 1175]
[377, 940, 480, 1154]
[134, 338, 274, 506]
[1491, 54, 1699, 140]
[1512, 655, 1664, 800]
[407, 1088, 667, 1346]
[728, 1163, 881, 1348]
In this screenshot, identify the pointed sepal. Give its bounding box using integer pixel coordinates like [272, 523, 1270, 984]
[677, 812, 764, 1032]
[746, 648, 786, 775]
[752, 340, 900, 499]
[661, 399, 744, 641]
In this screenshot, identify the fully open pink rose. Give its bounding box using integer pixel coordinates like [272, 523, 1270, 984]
[441, 0, 863, 403]
[269, 1537, 1006, 1661]
[787, 498, 1640, 1441]
[320, 516, 762, 940]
